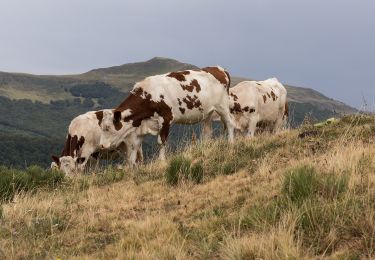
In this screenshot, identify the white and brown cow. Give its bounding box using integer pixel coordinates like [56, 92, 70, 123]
[51, 110, 143, 176]
[225, 78, 288, 136]
[99, 66, 234, 166]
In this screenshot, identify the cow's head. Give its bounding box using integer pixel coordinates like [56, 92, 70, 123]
[99, 109, 134, 150]
[51, 155, 77, 176]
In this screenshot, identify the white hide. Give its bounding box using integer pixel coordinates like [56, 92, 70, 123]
[99, 66, 235, 165]
[52, 110, 128, 176]
[229, 78, 287, 136]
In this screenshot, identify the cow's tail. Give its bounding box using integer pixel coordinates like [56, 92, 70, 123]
[224, 70, 231, 94]
[283, 102, 289, 120]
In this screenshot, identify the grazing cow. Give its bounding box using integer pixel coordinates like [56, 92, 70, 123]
[99, 66, 234, 166]
[223, 78, 288, 136]
[51, 110, 143, 176]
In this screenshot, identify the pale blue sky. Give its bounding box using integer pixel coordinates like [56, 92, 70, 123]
[0, 0, 374, 108]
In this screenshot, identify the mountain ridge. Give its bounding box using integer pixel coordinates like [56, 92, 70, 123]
[0, 57, 357, 115]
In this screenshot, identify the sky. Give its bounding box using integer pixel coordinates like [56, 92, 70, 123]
[0, 0, 374, 109]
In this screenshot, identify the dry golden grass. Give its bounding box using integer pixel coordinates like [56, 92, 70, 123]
[0, 115, 375, 259]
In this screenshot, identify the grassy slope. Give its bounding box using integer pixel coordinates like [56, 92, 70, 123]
[1, 115, 374, 259]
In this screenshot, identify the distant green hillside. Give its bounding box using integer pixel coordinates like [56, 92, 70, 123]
[0, 57, 357, 168]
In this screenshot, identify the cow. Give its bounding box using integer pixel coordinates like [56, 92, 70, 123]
[99, 66, 235, 166]
[223, 78, 288, 136]
[51, 110, 143, 176]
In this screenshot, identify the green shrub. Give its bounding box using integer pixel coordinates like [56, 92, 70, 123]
[165, 156, 191, 186]
[282, 166, 319, 205]
[165, 156, 204, 185]
[93, 167, 126, 186]
[190, 163, 204, 184]
[242, 197, 287, 232]
[320, 172, 348, 200]
[0, 165, 65, 201]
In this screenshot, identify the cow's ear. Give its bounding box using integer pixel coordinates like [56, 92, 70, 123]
[52, 155, 60, 166]
[114, 111, 122, 123]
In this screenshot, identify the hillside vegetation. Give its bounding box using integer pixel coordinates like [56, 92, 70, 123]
[0, 114, 374, 259]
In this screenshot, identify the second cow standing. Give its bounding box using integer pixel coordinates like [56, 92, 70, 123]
[224, 78, 288, 136]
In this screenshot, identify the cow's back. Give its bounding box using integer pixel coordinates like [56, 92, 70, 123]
[254, 78, 287, 122]
[69, 112, 102, 141]
[65, 111, 102, 157]
[129, 67, 231, 124]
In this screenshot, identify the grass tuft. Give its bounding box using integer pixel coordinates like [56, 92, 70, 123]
[0, 165, 65, 201]
[282, 165, 319, 204]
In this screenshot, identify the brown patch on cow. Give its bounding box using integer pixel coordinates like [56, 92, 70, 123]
[182, 95, 202, 110]
[167, 71, 190, 82]
[256, 82, 262, 86]
[113, 111, 124, 130]
[52, 155, 60, 167]
[92, 152, 100, 160]
[230, 102, 242, 114]
[270, 91, 278, 101]
[143, 91, 152, 100]
[202, 67, 230, 92]
[115, 87, 173, 144]
[160, 94, 164, 99]
[179, 107, 186, 114]
[95, 110, 103, 126]
[224, 70, 231, 88]
[177, 98, 182, 106]
[230, 93, 238, 101]
[181, 79, 201, 92]
[263, 95, 267, 103]
[61, 134, 85, 158]
[231, 104, 255, 114]
[283, 102, 289, 120]
[267, 93, 271, 98]
[114, 120, 123, 130]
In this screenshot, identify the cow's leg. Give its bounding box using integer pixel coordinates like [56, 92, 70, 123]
[157, 135, 166, 161]
[156, 116, 171, 161]
[247, 120, 257, 137]
[136, 143, 144, 163]
[202, 111, 214, 141]
[247, 114, 259, 137]
[76, 146, 96, 174]
[272, 106, 286, 134]
[273, 117, 284, 134]
[126, 136, 143, 167]
[215, 106, 235, 143]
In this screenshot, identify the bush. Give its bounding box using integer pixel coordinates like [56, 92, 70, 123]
[282, 166, 349, 204]
[190, 163, 204, 184]
[0, 165, 64, 201]
[92, 167, 126, 186]
[165, 156, 204, 185]
[165, 156, 191, 186]
[282, 166, 319, 205]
